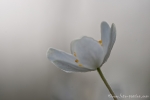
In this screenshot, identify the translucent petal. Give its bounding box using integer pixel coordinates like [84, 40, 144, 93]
[101, 21, 111, 53]
[101, 22, 116, 64]
[70, 36, 104, 69]
[47, 48, 93, 72]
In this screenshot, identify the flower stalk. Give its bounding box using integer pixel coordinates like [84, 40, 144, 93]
[97, 68, 118, 100]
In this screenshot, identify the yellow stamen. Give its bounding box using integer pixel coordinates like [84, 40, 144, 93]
[98, 40, 102, 45]
[78, 64, 82, 67]
[74, 52, 76, 57]
[75, 59, 79, 63]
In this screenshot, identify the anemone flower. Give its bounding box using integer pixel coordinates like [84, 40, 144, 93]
[47, 21, 116, 72]
[47, 21, 117, 100]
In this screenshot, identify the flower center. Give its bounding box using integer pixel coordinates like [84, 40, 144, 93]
[75, 59, 79, 63]
[74, 52, 76, 57]
[98, 40, 102, 45]
[74, 52, 83, 67]
[78, 64, 82, 67]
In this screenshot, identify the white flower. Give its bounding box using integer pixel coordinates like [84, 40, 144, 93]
[47, 21, 116, 72]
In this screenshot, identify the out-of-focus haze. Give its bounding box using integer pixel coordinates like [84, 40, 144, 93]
[0, 0, 150, 100]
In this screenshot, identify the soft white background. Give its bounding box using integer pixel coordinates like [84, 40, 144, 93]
[0, 0, 150, 100]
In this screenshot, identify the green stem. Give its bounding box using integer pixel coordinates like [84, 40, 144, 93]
[97, 68, 118, 100]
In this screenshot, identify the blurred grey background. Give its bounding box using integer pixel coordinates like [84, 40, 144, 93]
[0, 0, 150, 100]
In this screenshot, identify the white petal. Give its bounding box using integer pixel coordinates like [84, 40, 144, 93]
[101, 22, 116, 64]
[101, 21, 111, 52]
[70, 36, 104, 69]
[47, 48, 93, 72]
